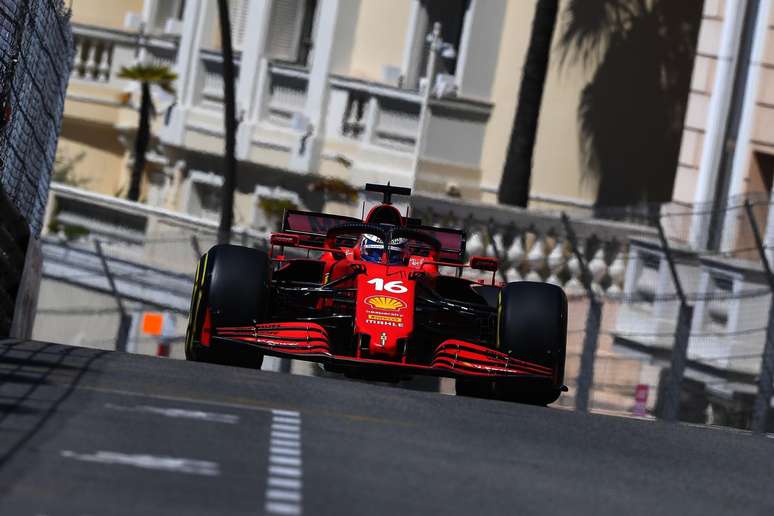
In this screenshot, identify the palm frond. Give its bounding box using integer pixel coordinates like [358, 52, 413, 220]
[118, 64, 178, 92]
[558, 0, 644, 69]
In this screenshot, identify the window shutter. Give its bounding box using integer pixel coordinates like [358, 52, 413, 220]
[229, 0, 250, 50]
[266, 0, 305, 62]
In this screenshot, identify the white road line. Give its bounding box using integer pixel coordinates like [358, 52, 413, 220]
[271, 426, 301, 434]
[270, 455, 302, 467]
[268, 477, 302, 489]
[271, 423, 301, 432]
[272, 416, 301, 425]
[270, 439, 301, 449]
[266, 489, 302, 502]
[104, 403, 240, 424]
[265, 410, 303, 515]
[270, 446, 301, 456]
[60, 450, 220, 476]
[265, 502, 301, 515]
[271, 409, 300, 417]
[269, 465, 302, 478]
[271, 431, 301, 440]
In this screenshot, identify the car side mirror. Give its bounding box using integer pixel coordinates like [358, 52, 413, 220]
[270, 233, 300, 246]
[469, 256, 498, 272]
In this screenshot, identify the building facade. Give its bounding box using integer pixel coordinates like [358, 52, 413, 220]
[58, 0, 704, 228]
[674, 0, 774, 253]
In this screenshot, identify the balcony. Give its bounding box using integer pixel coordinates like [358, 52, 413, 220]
[227, 61, 490, 186]
[70, 24, 179, 86]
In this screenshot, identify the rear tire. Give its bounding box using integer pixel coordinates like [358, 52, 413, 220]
[185, 245, 270, 368]
[493, 281, 567, 406]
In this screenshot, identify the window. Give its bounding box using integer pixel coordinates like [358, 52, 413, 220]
[230, 0, 250, 50]
[149, 0, 187, 34]
[403, 0, 470, 89]
[266, 0, 319, 66]
[185, 172, 223, 221]
[728, 151, 774, 256]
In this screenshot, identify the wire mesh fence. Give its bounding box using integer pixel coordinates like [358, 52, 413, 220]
[411, 192, 774, 433]
[0, 0, 71, 337]
[0, 0, 73, 236]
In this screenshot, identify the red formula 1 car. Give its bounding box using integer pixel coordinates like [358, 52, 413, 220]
[185, 184, 567, 405]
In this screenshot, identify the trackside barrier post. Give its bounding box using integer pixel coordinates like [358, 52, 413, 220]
[190, 235, 202, 261]
[655, 218, 693, 423]
[95, 240, 131, 353]
[744, 201, 774, 434]
[485, 223, 509, 284]
[561, 213, 602, 412]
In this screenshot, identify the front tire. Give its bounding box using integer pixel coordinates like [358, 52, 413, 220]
[493, 281, 567, 405]
[185, 245, 270, 368]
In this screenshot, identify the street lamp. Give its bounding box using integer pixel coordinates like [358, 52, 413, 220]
[411, 22, 455, 189]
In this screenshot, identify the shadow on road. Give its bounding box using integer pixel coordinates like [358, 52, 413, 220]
[0, 340, 108, 467]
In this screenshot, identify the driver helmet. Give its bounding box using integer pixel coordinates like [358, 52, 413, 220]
[360, 233, 408, 265]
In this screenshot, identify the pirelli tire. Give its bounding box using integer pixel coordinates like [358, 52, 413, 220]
[185, 244, 270, 368]
[493, 281, 568, 406]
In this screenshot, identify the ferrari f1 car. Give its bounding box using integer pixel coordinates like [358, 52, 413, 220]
[185, 184, 567, 405]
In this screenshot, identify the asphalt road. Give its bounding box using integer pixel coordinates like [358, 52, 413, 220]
[0, 339, 773, 516]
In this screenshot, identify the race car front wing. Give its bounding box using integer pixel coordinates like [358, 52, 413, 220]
[215, 322, 554, 380]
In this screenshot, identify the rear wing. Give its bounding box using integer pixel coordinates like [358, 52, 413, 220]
[281, 209, 467, 262]
[410, 225, 467, 263]
[282, 210, 360, 246]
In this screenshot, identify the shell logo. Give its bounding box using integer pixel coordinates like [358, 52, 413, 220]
[364, 295, 407, 311]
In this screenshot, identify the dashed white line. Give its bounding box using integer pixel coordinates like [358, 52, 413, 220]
[273, 416, 301, 425]
[269, 465, 302, 478]
[270, 446, 301, 456]
[104, 403, 240, 424]
[271, 409, 300, 417]
[271, 431, 302, 440]
[265, 409, 303, 515]
[270, 455, 302, 467]
[265, 502, 303, 515]
[272, 423, 301, 431]
[271, 439, 300, 448]
[268, 477, 302, 490]
[60, 450, 220, 476]
[266, 489, 302, 502]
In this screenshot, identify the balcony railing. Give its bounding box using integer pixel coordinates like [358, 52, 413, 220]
[259, 63, 429, 153]
[70, 24, 179, 85]
[45, 183, 269, 275]
[330, 75, 423, 151]
[410, 192, 647, 294]
[263, 63, 308, 126]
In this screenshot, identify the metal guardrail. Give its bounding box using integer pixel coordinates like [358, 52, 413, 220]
[41, 237, 192, 313]
[49, 182, 268, 241]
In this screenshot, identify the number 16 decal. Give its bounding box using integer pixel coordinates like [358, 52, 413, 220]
[367, 278, 408, 294]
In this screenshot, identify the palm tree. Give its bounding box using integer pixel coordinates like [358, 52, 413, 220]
[558, 0, 702, 212]
[216, 0, 237, 245]
[118, 64, 176, 202]
[498, 0, 559, 207]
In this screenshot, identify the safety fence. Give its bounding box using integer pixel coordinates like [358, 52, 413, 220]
[0, 0, 73, 234]
[32, 184, 774, 434]
[411, 192, 774, 433]
[0, 0, 72, 337]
